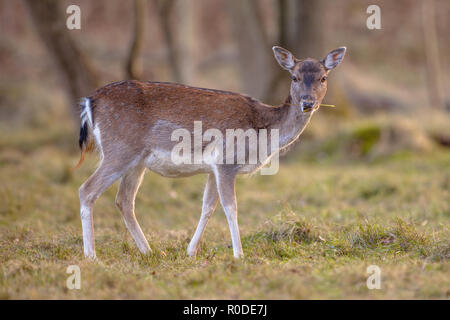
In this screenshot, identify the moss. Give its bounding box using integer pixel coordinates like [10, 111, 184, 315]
[350, 125, 381, 156]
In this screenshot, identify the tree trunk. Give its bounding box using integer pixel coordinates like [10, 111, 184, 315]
[125, 0, 147, 80]
[24, 0, 99, 120]
[153, 0, 183, 83]
[175, 0, 196, 84]
[287, 0, 323, 58]
[227, 0, 274, 100]
[263, 0, 323, 103]
[422, 0, 444, 109]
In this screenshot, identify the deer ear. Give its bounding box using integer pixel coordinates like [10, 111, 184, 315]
[323, 47, 346, 70]
[272, 46, 297, 71]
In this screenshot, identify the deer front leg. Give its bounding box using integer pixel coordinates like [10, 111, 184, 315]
[187, 174, 219, 256]
[215, 167, 243, 258]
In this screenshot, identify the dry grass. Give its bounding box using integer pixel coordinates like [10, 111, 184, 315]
[0, 94, 449, 299]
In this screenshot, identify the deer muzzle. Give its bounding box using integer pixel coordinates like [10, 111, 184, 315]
[300, 96, 316, 113]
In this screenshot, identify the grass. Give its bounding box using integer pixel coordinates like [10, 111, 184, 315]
[0, 107, 449, 299]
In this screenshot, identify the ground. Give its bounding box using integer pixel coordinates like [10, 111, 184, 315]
[0, 109, 449, 299]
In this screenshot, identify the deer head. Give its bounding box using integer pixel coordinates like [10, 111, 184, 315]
[273, 46, 346, 112]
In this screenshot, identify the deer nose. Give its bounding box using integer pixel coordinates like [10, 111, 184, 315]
[301, 98, 315, 112]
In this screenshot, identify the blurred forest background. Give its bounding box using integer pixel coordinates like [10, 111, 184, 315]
[1, 0, 449, 123]
[0, 0, 449, 299]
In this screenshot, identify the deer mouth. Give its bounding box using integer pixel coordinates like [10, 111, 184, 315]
[301, 102, 317, 113]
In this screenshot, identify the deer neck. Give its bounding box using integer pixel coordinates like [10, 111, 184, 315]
[267, 95, 313, 150]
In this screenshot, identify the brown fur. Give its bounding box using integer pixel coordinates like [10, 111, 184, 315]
[76, 46, 346, 259]
[78, 80, 291, 168]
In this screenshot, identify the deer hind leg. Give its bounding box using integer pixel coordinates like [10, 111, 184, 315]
[115, 165, 151, 254]
[187, 174, 219, 257]
[215, 167, 243, 258]
[79, 161, 126, 259]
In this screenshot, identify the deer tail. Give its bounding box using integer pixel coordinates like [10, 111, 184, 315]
[73, 97, 94, 170]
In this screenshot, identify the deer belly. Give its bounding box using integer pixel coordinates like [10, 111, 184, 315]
[143, 149, 210, 177]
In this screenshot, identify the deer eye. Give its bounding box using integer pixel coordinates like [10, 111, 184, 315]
[292, 75, 298, 82]
[320, 76, 327, 83]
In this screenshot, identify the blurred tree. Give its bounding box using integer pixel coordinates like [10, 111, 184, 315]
[125, 0, 147, 80]
[228, 0, 273, 100]
[24, 0, 99, 120]
[422, 0, 444, 109]
[176, 0, 196, 83]
[286, 0, 323, 58]
[153, 0, 183, 83]
[265, 0, 324, 103]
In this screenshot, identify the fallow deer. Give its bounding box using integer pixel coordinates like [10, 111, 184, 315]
[76, 46, 346, 259]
